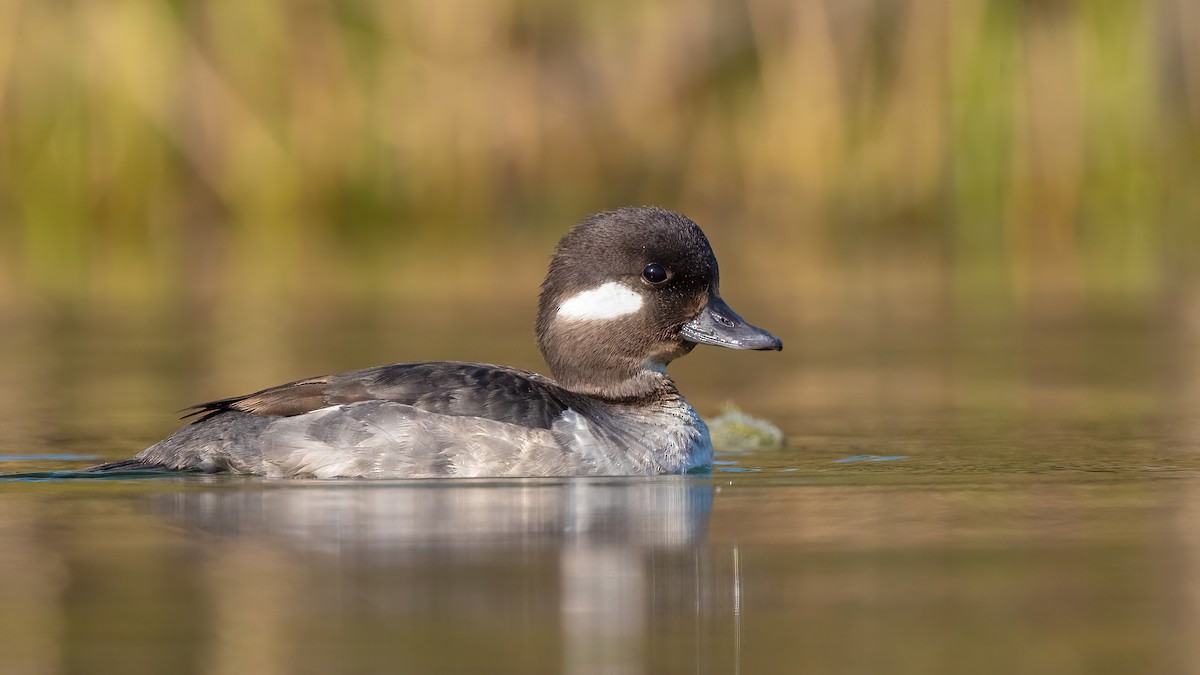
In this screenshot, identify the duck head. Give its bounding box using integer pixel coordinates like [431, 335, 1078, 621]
[536, 207, 781, 400]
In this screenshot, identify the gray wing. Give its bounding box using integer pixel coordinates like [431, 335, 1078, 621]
[183, 362, 580, 430]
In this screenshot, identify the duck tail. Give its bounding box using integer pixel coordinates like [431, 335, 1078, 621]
[84, 458, 171, 473]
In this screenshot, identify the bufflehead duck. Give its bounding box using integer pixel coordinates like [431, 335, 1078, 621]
[93, 207, 781, 478]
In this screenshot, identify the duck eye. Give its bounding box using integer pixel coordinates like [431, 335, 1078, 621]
[642, 262, 668, 284]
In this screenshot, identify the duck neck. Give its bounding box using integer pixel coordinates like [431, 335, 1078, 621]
[555, 366, 678, 403]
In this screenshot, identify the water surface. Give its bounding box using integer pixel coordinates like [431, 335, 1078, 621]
[1, 305, 1198, 674]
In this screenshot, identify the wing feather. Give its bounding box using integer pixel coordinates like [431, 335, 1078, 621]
[181, 363, 580, 430]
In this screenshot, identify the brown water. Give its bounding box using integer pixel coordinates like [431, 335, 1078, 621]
[1, 303, 1199, 674]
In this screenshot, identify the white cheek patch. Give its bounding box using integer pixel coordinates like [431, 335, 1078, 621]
[556, 281, 644, 321]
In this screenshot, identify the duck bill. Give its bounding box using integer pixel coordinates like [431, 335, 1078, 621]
[680, 295, 782, 351]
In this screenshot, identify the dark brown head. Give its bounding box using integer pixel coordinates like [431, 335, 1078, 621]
[535, 207, 781, 400]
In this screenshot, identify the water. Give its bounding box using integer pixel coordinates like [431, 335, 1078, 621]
[1, 303, 1198, 674]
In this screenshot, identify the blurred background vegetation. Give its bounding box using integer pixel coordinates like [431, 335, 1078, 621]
[0, 0, 1198, 327]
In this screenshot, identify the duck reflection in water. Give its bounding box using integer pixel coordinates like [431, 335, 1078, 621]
[152, 477, 738, 673]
